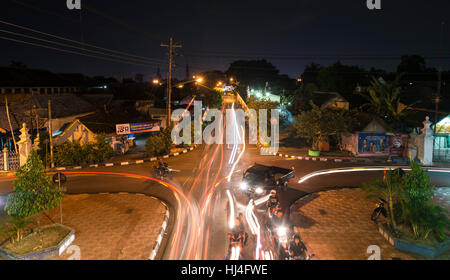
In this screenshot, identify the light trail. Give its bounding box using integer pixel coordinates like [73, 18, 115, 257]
[226, 189, 236, 229]
[297, 166, 450, 184]
[14, 171, 199, 260]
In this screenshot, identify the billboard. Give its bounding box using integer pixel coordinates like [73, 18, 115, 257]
[116, 121, 160, 135]
[358, 133, 389, 155]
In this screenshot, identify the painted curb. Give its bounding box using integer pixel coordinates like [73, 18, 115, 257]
[149, 206, 170, 260]
[50, 145, 198, 171]
[275, 152, 400, 164]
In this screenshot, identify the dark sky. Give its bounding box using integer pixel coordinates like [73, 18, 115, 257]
[1, 0, 449, 80]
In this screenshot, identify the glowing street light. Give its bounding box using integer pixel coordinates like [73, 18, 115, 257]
[216, 81, 223, 87]
[195, 77, 204, 83]
[152, 79, 159, 84]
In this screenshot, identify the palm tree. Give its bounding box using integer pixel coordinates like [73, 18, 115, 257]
[360, 75, 411, 126]
[362, 169, 405, 230]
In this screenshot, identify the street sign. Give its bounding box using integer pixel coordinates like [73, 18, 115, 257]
[116, 122, 161, 135]
[53, 172, 67, 184]
[116, 123, 131, 135]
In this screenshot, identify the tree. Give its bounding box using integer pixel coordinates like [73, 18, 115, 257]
[4, 150, 64, 240]
[362, 168, 405, 230]
[397, 55, 426, 74]
[289, 83, 318, 115]
[402, 162, 449, 240]
[145, 127, 173, 156]
[359, 75, 410, 128]
[293, 103, 352, 150]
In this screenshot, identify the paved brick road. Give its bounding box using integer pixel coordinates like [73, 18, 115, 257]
[290, 187, 449, 260]
[43, 193, 167, 260]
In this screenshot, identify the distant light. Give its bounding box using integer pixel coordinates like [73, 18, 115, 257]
[196, 77, 204, 83]
[152, 79, 159, 84]
[103, 85, 107, 89]
[217, 81, 223, 86]
[178, 84, 184, 88]
[297, 78, 302, 82]
[256, 92, 262, 98]
[255, 187, 263, 194]
[230, 77, 234, 82]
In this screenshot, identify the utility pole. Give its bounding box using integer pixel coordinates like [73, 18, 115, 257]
[48, 100, 54, 168]
[5, 96, 17, 153]
[161, 37, 182, 125]
[435, 22, 445, 134]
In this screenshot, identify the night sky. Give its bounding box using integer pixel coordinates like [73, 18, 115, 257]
[1, 0, 449, 80]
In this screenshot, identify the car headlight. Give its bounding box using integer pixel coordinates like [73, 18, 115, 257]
[240, 182, 248, 190]
[255, 187, 263, 194]
[277, 227, 287, 238]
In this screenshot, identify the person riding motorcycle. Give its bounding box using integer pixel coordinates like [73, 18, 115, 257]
[289, 234, 307, 260]
[237, 213, 248, 246]
[266, 190, 279, 216]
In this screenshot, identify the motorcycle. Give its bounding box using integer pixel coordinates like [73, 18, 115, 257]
[227, 232, 244, 260]
[152, 163, 175, 179]
[371, 198, 387, 222]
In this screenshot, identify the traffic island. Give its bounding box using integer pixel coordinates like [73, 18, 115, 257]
[45, 193, 169, 260]
[0, 224, 75, 260]
[377, 223, 450, 258]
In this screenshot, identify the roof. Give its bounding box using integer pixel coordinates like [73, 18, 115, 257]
[12, 94, 95, 119]
[78, 94, 113, 108]
[0, 94, 95, 133]
[311, 92, 348, 108]
[351, 112, 392, 132]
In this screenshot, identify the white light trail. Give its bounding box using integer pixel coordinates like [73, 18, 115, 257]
[226, 190, 235, 229]
[297, 166, 450, 184]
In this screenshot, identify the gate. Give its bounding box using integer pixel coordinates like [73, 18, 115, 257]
[434, 134, 450, 162]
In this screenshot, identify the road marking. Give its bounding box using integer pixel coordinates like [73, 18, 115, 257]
[89, 164, 98, 168]
[57, 167, 66, 170]
[105, 163, 114, 167]
[136, 160, 144, 164]
[120, 162, 129, 166]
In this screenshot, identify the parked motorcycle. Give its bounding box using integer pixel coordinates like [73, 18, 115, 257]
[371, 198, 387, 222]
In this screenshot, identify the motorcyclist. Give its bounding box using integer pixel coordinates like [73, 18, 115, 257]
[266, 190, 279, 216]
[237, 213, 248, 246]
[289, 234, 307, 260]
[158, 158, 168, 170]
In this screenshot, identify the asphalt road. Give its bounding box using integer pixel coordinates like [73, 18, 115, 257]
[0, 104, 448, 260]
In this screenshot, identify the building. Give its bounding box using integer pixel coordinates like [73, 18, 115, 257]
[341, 113, 408, 157]
[312, 91, 349, 110]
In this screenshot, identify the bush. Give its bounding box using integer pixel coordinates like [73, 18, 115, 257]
[145, 127, 173, 157]
[53, 134, 114, 166]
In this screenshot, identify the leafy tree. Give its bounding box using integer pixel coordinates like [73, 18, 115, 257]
[397, 55, 426, 74]
[4, 150, 64, 239]
[317, 61, 369, 102]
[289, 83, 318, 114]
[293, 103, 352, 150]
[402, 162, 449, 240]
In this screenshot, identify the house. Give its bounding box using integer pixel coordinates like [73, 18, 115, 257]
[53, 119, 96, 146]
[0, 94, 96, 151]
[341, 113, 408, 157]
[312, 91, 349, 110]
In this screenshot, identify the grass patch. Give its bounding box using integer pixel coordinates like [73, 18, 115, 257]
[0, 225, 71, 256]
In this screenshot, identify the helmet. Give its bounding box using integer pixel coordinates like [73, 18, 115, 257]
[270, 190, 276, 196]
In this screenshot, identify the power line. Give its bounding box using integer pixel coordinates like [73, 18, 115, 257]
[0, 19, 165, 63]
[0, 35, 159, 68]
[0, 28, 161, 66]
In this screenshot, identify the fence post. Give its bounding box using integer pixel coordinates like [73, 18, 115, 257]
[3, 147, 8, 171]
